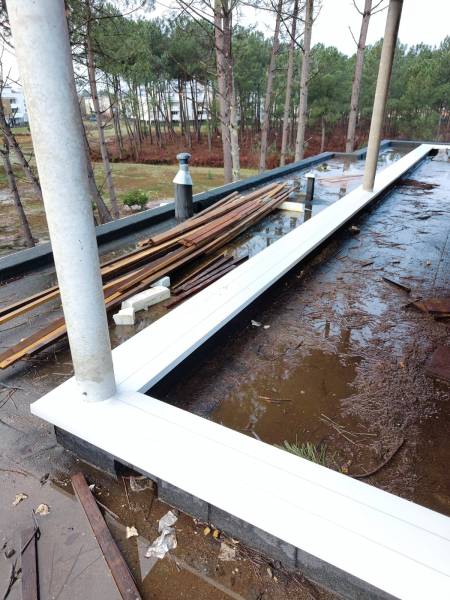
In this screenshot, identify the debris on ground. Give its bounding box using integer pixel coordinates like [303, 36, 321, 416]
[349, 438, 405, 479]
[12, 492, 28, 506]
[218, 541, 236, 562]
[39, 473, 49, 486]
[349, 225, 360, 235]
[251, 320, 262, 327]
[35, 503, 50, 516]
[410, 297, 450, 318]
[398, 178, 438, 191]
[425, 346, 450, 383]
[126, 526, 139, 539]
[381, 276, 411, 294]
[129, 475, 154, 493]
[145, 510, 178, 560]
[71, 472, 142, 600]
[203, 526, 211, 536]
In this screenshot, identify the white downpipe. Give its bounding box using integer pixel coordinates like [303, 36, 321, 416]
[362, 0, 403, 192]
[8, 0, 116, 401]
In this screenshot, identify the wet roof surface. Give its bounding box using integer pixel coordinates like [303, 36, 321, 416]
[158, 155, 450, 516]
[0, 147, 448, 599]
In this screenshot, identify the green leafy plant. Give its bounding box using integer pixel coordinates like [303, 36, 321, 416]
[122, 189, 148, 210]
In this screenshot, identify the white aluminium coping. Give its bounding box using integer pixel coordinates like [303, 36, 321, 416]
[32, 390, 450, 599]
[31, 144, 450, 599]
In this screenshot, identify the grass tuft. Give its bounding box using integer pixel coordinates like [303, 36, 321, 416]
[277, 440, 329, 466]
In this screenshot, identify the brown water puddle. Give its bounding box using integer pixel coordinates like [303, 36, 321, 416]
[158, 156, 450, 515]
[212, 346, 361, 447]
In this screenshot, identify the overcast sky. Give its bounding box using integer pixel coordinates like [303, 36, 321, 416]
[234, 0, 450, 56]
[3, 0, 449, 84]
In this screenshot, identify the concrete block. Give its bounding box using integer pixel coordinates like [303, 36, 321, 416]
[113, 307, 135, 325]
[278, 201, 304, 213]
[209, 505, 297, 569]
[121, 286, 170, 312]
[158, 480, 209, 522]
[151, 276, 170, 288]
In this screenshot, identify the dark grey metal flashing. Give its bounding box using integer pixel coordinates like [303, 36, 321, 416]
[0, 139, 432, 281]
[0, 152, 334, 281]
[55, 427, 396, 600]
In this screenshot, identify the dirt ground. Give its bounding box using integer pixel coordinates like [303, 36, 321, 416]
[0, 150, 448, 599]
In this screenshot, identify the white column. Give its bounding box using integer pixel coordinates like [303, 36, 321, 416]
[8, 0, 116, 401]
[362, 0, 403, 192]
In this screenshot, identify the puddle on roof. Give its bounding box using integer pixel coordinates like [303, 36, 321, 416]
[157, 155, 450, 516]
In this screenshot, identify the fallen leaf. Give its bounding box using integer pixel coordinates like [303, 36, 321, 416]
[126, 526, 138, 539]
[35, 503, 49, 515]
[203, 526, 211, 536]
[12, 493, 28, 506]
[213, 529, 220, 539]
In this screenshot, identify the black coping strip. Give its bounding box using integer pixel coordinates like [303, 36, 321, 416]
[0, 151, 333, 280]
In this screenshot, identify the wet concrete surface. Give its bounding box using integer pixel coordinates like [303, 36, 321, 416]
[0, 149, 447, 599]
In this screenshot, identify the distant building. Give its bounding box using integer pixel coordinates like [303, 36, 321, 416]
[79, 80, 211, 125]
[79, 93, 113, 120]
[1, 85, 28, 125]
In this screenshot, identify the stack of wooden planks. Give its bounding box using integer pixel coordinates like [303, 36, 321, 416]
[0, 182, 290, 368]
[167, 253, 249, 308]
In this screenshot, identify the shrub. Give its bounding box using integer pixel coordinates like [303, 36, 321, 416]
[122, 189, 148, 210]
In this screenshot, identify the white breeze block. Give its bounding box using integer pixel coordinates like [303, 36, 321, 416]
[278, 201, 304, 213]
[122, 286, 170, 312]
[113, 307, 135, 326]
[151, 276, 170, 289]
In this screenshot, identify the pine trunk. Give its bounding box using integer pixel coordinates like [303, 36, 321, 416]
[294, 0, 314, 161]
[259, 0, 283, 172]
[280, 0, 298, 166]
[346, 0, 372, 152]
[86, 18, 120, 219]
[0, 96, 43, 201]
[214, 0, 233, 183]
[1, 137, 34, 247]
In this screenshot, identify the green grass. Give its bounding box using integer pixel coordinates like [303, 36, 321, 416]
[92, 162, 257, 208]
[277, 440, 330, 466]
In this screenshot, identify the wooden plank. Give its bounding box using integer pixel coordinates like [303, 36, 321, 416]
[174, 256, 247, 295]
[21, 527, 39, 600]
[172, 256, 233, 293]
[0, 186, 290, 368]
[71, 472, 142, 600]
[172, 253, 226, 290]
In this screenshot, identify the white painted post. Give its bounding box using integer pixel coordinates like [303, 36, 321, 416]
[8, 0, 116, 401]
[362, 0, 403, 192]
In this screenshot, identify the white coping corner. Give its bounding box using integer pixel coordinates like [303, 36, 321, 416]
[31, 144, 450, 599]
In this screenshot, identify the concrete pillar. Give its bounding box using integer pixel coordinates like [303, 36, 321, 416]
[362, 0, 403, 192]
[8, 0, 116, 401]
[173, 152, 193, 222]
